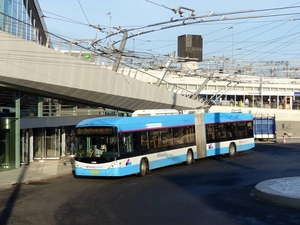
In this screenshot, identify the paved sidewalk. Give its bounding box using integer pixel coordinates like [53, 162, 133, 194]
[0, 156, 75, 189]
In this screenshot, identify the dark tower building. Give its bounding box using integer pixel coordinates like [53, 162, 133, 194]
[177, 34, 203, 62]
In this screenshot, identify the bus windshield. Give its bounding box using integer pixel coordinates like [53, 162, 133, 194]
[76, 135, 118, 162]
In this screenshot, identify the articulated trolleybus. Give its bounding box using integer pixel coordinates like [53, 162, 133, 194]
[74, 112, 255, 177]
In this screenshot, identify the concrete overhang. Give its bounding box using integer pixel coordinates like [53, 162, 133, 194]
[0, 31, 199, 112]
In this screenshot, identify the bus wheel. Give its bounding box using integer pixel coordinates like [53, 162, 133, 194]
[186, 150, 193, 165]
[228, 143, 236, 157]
[139, 158, 148, 177]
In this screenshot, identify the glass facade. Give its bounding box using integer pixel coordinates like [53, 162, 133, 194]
[32, 128, 62, 160]
[0, 0, 34, 41]
[194, 82, 300, 110]
[0, 89, 16, 170]
[0, 118, 16, 170]
[0, 86, 130, 171]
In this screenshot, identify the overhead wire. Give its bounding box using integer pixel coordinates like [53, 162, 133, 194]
[202, 3, 300, 62]
[238, 20, 300, 61]
[3, 1, 300, 72]
[257, 26, 300, 61]
[77, 0, 91, 25]
[34, 0, 300, 64]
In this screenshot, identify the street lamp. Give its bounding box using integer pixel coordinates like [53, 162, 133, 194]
[107, 12, 112, 35]
[228, 26, 234, 68]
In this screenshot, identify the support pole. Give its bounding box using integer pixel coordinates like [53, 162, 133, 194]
[156, 51, 175, 87]
[112, 31, 128, 72]
[190, 75, 212, 100]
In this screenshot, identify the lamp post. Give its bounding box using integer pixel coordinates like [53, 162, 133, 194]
[107, 12, 112, 35]
[228, 27, 234, 70]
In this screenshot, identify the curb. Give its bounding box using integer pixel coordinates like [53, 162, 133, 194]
[0, 172, 72, 190]
[22, 172, 73, 184]
[254, 177, 300, 209]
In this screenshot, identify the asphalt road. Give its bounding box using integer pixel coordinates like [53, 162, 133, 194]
[0, 142, 300, 225]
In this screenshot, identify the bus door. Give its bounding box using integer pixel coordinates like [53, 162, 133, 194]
[119, 133, 134, 155]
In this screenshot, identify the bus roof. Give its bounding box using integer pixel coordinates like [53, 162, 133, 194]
[76, 112, 253, 132]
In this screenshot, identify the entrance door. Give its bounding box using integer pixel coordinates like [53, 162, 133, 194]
[45, 127, 60, 159]
[33, 128, 46, 161]
[284, 96, 291, 109]
[0, 129, 11, 169]
[33, 128, 60, 160]
[20, 130, 29, 165]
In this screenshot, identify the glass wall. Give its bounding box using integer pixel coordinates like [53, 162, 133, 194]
[33, 128, 45, 161]
[0, 0, 34, 40]
[20, 92, 38, 117]
[0, 118, 16, 171]
[45, 128, 60, 159]
[33, 128, 61, 160]
[0, 0, 2, 31]
[0, 88, 16, 171]
[20, 129, 29, 165]
[195, 93, 298, 109]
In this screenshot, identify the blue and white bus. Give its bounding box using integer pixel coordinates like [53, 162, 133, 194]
[74, 112, 255, 177]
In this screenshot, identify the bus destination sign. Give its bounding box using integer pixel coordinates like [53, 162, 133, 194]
[76, 127, 114, 136]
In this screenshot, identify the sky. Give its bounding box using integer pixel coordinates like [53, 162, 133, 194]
[37, 0, 300, 66]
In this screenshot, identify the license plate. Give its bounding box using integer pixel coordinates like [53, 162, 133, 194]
[90, 170, 100, 174]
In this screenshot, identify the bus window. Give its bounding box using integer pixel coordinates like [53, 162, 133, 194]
[161, 129, 171, 147]
[140, 131, 148, 152]
[185, 126, 195, 144]
[226, 123, 237, 139]
[246, 122, 253, 138]
[132, 132, 140, 153]
[206, 124, 215, 143]
[173, 128, 185, 145]
[108, 137, 118, 152]
[237, 122, 247, 139]
[119, 133, 134, 155]
[77, 137, 87, 157]
[149, 130, 161, 151]
[215, 124, 227, 141]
